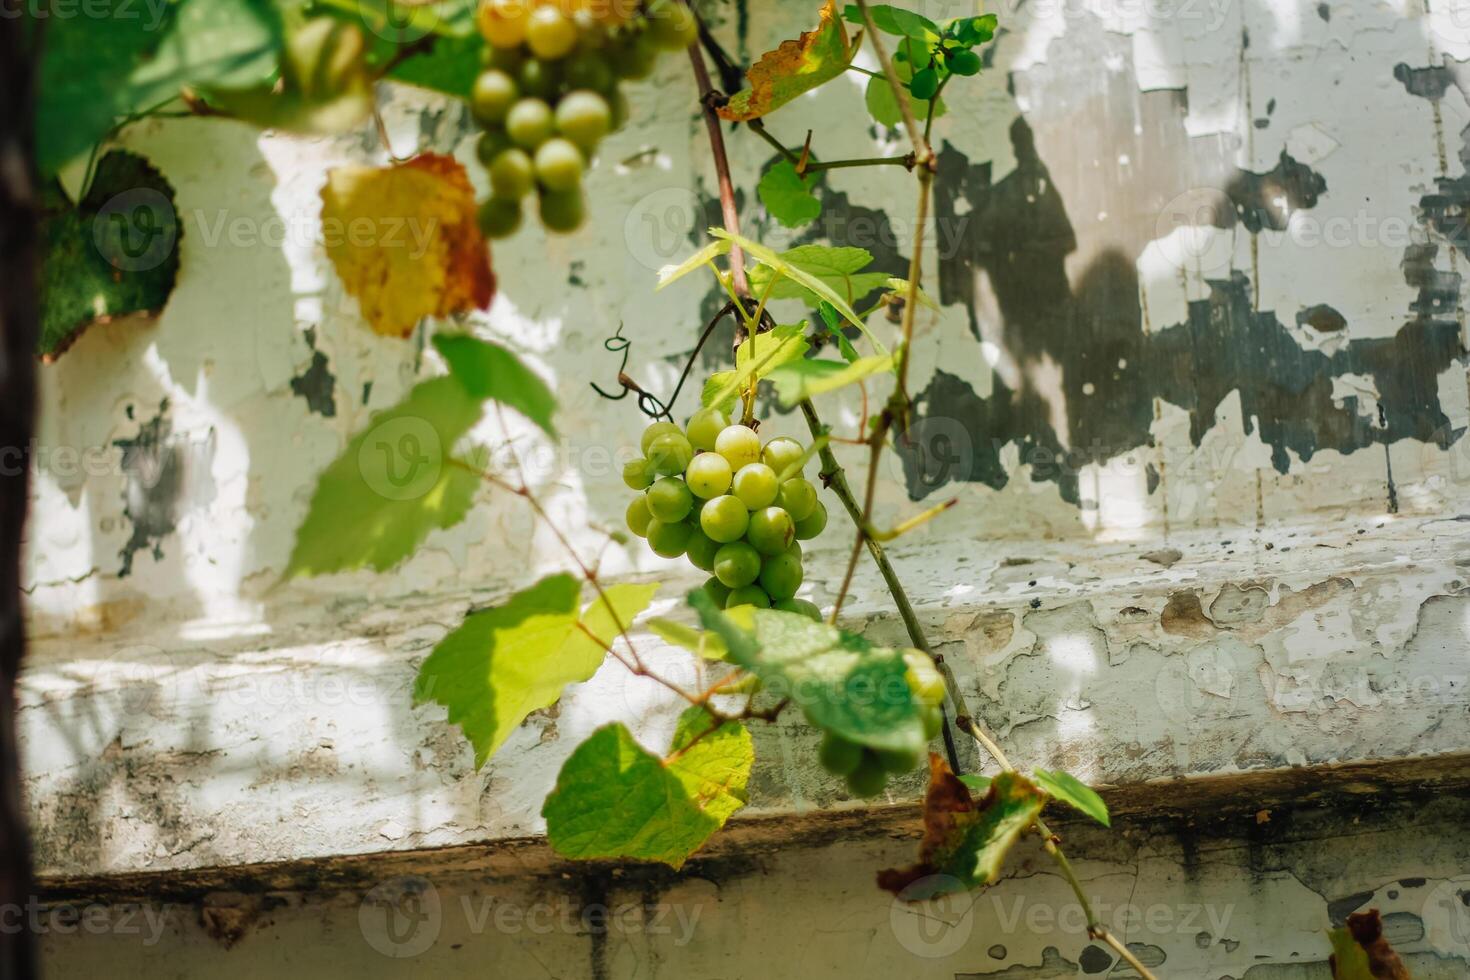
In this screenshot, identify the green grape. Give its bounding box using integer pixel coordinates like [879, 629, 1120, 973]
[488, 147, 536, 198]
[762, 436, 806, 477]
[538, 187, 586, 233]
[747, 506, 795, 556]
[726, 584, 771, 609]
[475, 128, 514, 166]
[846, 759, 888, 798]
[645, 476, 693, 522]
[534, 137, 585, 192]
[702, 576, 731, 608]
[874, 746, 923, 774]
[774, 597, 822, 621]
[506, 98, 555, 148]
[685, 407, 728, 452]
[609, 32, 658, 80]
[564, 53, 614, 93]
[471, 69, 519, 124]
[518, 57, 562, 99]
[922, 704, 943, 740]
[819, 733, 862, 776]
[525, 5, 578, 59]
[685, 453, 732, 499]
[555, 89, 613, 152]
[622, 457, 654, 490]
[904, 649, 945, 704]
[713, 541, 761, 588]
[479, 0, 530, 48]
[686, 530, 721, 572]
[648, 1, 698, 50]
[715, 424, 762, 470]
[732, 463, 779, 510]
[647, 519, 693, 559]
[699, 494, 748, 543]
[477, 196, 523, 239]
[641, 420, 681, 454]
[794, 499, 828, 539]
[948, 48, 982, 76]
[776, 477, 817, 522]
[757, 549, 802, 600]
[646, 431, 693, 476]
[626, 495, 652, 537]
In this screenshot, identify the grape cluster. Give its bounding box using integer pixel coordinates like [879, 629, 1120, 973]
[820, 650, 946, 797]
[472, 0, 698, 238]
[625, 409, 828, 617]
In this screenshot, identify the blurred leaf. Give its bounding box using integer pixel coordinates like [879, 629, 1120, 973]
[1032, 769, 1110, 827]
[649, 618, 730, 661]
[321, 153, 495, 337]
[842, 3, 939, 40]
[433, 334, 557, 437]
[702, 323, 811, 411]
[758, 160, 822, 229]
[958, 773, 992, 793]
[414, 577, 658, 767]
[879, 759, 1047, 898]
[766, 351, 897, 407]
[951, 14, 998, 46]
[1329, 911, 1411, 980]
[285, 377, 482, 576]
[543, 706, 752, 867]
[718, 0, 857, 121]
[690, 594, 927, 754]
[37, 151, 180, 358]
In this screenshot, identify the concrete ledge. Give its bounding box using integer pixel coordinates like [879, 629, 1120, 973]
[21, 512, 1470, 880]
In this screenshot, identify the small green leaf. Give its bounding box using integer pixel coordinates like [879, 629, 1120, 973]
[958, 774, 992, 793]
[884, 277, 940, 310]
[656, 239, 733, 290]
[433, 333, 557, 438]
[865, 58, 945, 127]
[1033, 769, 1111, 827]
[701, 323, 811, 411]
[910, 66, 940, 101]
[950, 14, 998, 46]
[690, 594, 926, 754]
[758, 160, 822, 229]
[817, 302, 862, 364]
[842, 4, 940, 40]
[414, 577, 658, 767]
[38, 151, 180, 358]
[766, 351, 898, 407]
[648, 618, 729, 661]
[286, 377, 483, 577]
[542, 706, 753, 867]
[388, 32, 483, 95]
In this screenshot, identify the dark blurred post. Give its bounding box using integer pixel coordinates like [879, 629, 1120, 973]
[0, 3, 40, 978]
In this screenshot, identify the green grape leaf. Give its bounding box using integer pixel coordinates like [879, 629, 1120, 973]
[879, 759, 1047, 898]
[285, 376, 483, 577]
[656, 239, 733, 290]
[864, 40, 946, 128]
[951, 14, 998, 47]
[690, 594, 927, 754]
[37, 0, 285, 174]
[747, 244, 893, 311]
[958, 774, 992, 793]
[758, 160, 822, 229]
[701, 323, 811, 412]
[388, 32, 483, 96]
[842, 3, 940, 40]
[37, 151, 180, 359]
[1032, 769, 1110, 827]
[432, 333, 557, 437]
[414, 577, 659, 767]
[648, 618, 730, 662]
[766, 351, 898, 407]
[542, 706, 753, 867]
[817, 302, 862, 364]
[717, 0, 858, 121]
[884, 277, 940, 310]
[1328, 911, 1410, 979]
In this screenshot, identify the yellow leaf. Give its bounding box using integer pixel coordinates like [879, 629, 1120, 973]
[320, 153, 495, 338]
[717, 0, 858, 122]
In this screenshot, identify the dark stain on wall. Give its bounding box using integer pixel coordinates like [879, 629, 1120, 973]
[290, 329, 337, 418]
[113, 400, 217, 576]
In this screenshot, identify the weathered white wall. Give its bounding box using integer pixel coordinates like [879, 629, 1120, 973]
[19, 0, 1470, 975]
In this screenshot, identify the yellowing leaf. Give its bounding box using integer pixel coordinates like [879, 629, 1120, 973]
[718, 0, 858, 121]
[320, 152, 495, 337]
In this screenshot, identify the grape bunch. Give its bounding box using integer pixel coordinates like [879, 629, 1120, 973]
[624, 409, 828, 617]
[820, 650, 946, 797]
[471, 0, 698, 238]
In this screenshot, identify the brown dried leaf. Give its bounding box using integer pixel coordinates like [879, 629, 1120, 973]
[717, 0, 857, 122]
[1329, 910, 1412, 979]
